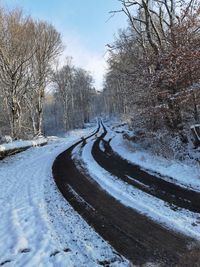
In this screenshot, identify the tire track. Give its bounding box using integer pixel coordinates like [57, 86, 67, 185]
[91, 122, 200, 213]
[52, 121, 199, 266]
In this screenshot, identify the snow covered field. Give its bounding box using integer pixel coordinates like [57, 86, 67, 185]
[0, 126, 127, 267]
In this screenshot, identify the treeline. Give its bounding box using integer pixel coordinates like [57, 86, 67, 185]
[0, 7, 97, 140]
[103, 0, 200, 141]
[45, 59, 98, 134]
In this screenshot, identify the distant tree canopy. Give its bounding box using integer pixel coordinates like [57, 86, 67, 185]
[52, 59, 96, 131]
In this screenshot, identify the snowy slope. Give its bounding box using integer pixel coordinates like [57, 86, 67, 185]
[0, 127, 127, 267]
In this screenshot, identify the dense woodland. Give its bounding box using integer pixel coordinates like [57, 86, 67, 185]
[102, 0, 200, 151]
[0, 1, 200, 156]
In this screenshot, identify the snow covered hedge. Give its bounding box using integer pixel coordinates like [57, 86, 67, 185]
[0, 138, 48, 159]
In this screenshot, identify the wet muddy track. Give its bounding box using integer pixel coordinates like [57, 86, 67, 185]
[92, 123, 200, 213]
[52, 122, 200, 266]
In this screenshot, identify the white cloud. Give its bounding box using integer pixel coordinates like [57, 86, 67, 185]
[59, 31, 108, 90]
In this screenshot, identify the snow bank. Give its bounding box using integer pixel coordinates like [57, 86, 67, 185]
[0, 138, 48, 159]
[111, 133, 200, 192]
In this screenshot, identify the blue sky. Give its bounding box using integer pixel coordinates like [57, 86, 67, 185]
[2, 0, 127, 89]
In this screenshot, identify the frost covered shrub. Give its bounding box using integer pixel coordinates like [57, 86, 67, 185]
[150, 134, 182, 159]
[0, 135, 12, 144]
[133, 130, 185, 160]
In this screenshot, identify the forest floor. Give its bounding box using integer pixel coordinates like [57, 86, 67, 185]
[1, 120, 200, 266]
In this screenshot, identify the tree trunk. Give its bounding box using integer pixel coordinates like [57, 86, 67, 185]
[10, 99, 22, 139]
[36, 89, 44, 136]
[192, 92, 199, 123]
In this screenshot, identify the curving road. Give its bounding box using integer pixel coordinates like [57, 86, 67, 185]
[52, 121, 200, 266]
[93, 123, 200, 213]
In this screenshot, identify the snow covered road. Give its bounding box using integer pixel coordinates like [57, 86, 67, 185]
[53, 121, 200, 266]
[0, 127, 127, 267]
[1, 120, 200, 267]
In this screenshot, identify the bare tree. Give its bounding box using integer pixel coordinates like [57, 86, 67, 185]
[29, 21, 63, 136]
[0, 9, 36, 139]
[52, 62, 95, 131]
[52, 58, 74, 131]
[73, 68, 93, 124]
[104, 0, 200, 135]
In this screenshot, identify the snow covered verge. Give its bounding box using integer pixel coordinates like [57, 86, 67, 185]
[110, 132, 200, 192]
[104, 120, 200, 192]
[0, 138, 47, 159]
[108, 116, 200, 162]
[0, 126, 128, 267]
